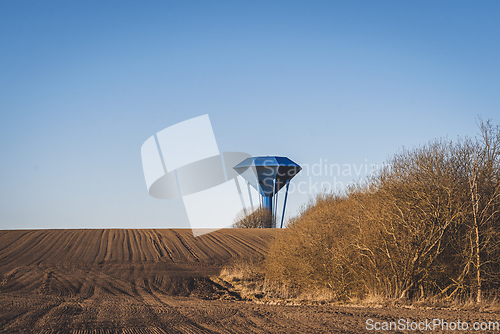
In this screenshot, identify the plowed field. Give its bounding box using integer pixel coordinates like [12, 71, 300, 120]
[1, 229, 498, 333]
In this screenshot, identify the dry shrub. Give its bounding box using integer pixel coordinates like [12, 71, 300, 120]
[265, 193, 363, 301]
[233, 207, 273, 228]
[265, 119, 500, 303]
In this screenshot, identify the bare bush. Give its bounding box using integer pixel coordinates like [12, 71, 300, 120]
[265, 118, 500, 303]
[453, 120, 500, 302]
[233, 207, 273, 228]
[265, 193, 363, 301]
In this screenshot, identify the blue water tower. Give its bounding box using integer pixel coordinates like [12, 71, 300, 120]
[233, 156, 301, 228]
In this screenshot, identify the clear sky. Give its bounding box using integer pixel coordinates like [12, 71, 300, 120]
[1, 1, 499, 229]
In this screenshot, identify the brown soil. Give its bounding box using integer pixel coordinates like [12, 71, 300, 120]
[1, 229, 498, 333]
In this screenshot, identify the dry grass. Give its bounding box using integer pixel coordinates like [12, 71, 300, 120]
[218, 259, 500, 311]
[219, 259, 346, 305]
[217, 258, 288, 301]
[410, 294, 500, 312]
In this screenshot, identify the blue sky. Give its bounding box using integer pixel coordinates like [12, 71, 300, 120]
[1, 1, 499, 229]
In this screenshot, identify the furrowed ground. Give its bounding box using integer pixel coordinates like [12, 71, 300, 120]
[0, 229, 497, 333]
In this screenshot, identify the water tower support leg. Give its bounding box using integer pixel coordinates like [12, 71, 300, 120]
[262, 195, 272, 228]
[280, 180, 290, 228]
[273, 191, 278, 228]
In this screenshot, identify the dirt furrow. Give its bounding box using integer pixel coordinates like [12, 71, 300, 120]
[153, 231, 175, 262]
[171, 230, 200, 262]
[4, 229, 496, 333]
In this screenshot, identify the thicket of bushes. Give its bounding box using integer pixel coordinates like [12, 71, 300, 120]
[265, 119, 500, 302]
